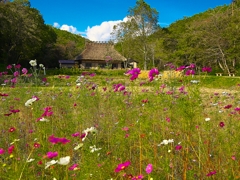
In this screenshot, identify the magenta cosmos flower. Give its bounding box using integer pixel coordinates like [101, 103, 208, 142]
[148, 68, 159, 81]
[22, 68, 28, 74]
[185, 69, 195, 76]
[126, 68, 141, 81]
[0, 148, 5, 155]
[146, 164, 153, 174]
[175, 145, 182, 151]
[219, 122, 225, 127]
[46, 151, 58, 158]
[115, 161, 131, 172]
[202, 67, 212, 73]
[206, 170, 216, 176]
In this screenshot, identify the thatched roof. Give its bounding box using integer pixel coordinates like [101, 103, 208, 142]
[75, 41, 127, 62]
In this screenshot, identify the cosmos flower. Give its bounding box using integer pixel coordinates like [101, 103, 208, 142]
[69, 164, 79, 170]
[47, 151, 58, 159]
[219, 122, 225, 127]
[29, 59, 37, 66]
[8, 145, 14, 154]
[0, 148, 5, 155]
[202, 67, 212, 73]
[126, 68, 141, 81]
[48, 135, 70, 145]
[185, 70, 195, 76]
[159, 139, 174, 145]
[175, 145, 182, 151]
[146, 164, 153, 174]
[22, 68, 28, 74]
[115, 161, 131, 172]
[45, 160, 58, 169]
[148, 68, 159, 81]
[8, 127, 16, 132]
[206, 170, 216, 176]
[25, 97, 38, 107]
[7, 64, 12, 69]
[58, 156, 70, 165]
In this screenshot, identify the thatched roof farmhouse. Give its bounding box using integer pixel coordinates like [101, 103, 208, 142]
[75, 41, 127, 69]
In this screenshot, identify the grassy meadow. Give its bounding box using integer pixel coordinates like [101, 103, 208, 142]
[0, 64, 240, 180]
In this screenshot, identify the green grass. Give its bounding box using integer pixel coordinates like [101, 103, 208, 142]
[0, 71, 239, 180]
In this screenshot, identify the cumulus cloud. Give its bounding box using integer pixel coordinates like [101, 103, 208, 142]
[53, 22, 83, 35]
[53, 22, 60, 28]
[60, 24, 79, 34]
[86, 17, 129, 41]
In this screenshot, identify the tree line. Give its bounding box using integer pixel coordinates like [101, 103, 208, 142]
[1, 0, 240, 73]
[0, 0, 85, 68]
[112, 0, 240, 73]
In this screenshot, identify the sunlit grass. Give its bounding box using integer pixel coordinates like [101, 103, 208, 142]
[0, 69, 239, 179]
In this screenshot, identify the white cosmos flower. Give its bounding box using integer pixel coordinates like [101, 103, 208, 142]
[58, 156, 70, 165]
[45, 160, 58, 169]
[29, 59, 37, 66]
[205, 117, 211, 121]
[159, 139, 174, 146]
[74, 143, 83, 150]
[25, 97, 37, 107]
[39, 117, 50, 122]
[90, 145, 102, 153]
[39, 64, 44, 68]
[26, 158, 35, 163]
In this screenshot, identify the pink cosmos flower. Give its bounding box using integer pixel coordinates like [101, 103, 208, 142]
[72, 132, 80, 137]
[0, 93, 8, 97]
[126, 68, 141, 81]
[8, 145, 14, 154]
[176, 66, 186, 71]
[69, 164, 79, 170]
[122, 127, 129, 131]
[113, 84, 125, 92]
[13, 71, 19, 77]
[7, 65, 12, 69]
[219, 122, 225, 127]
[175, 145, 182, 151]
[9, 127, 16, 132]
[202, 67, 212, 73]
[148, 68, 159, 81]
[46, 151, 58, 158]
[11, 77, 17, 84]
[10, 109, 20, 113]
[42, 77, 47, 82]
[115, 161, 131, 172]
[48, 135, 70, 144]
[206, 170, 216, 176]
[146, 164, 153, 174]
[234, 107, 240, 111]
[34, 142, 40, 148]
[185, 69, 195, 76]
[22, 68, 28, 74]
[224, 104, 232, 109]
[186, 64, 195, 69]
[15, 64, 21, 69]
[0, 148, 5, 155]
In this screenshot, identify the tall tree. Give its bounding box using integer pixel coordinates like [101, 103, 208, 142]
[0, 0, 56, 65]
[112, 0, 159, 69]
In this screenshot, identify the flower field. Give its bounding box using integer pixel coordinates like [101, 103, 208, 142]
[0, 63, 240, 180]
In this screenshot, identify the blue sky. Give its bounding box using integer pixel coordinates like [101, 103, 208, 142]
[30, 0, 231, 41]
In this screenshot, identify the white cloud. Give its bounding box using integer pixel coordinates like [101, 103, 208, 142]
[53, 22, 60, 28]
[60, 24, 79, 34]
[85, 17, 129, 41]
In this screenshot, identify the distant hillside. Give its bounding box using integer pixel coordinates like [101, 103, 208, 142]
[53, 28, 86, 60]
